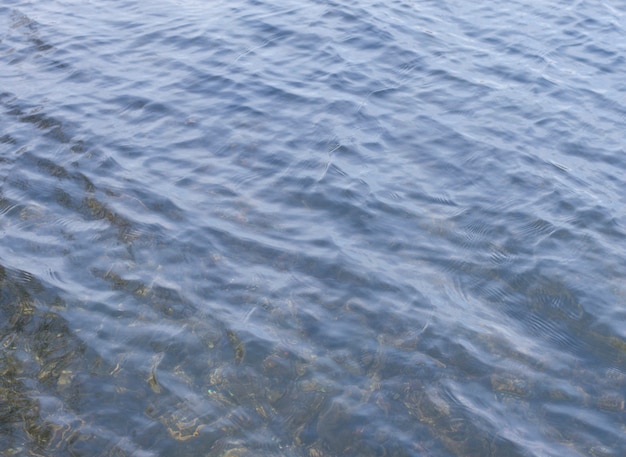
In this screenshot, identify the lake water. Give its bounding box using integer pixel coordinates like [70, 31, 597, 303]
[1, 0, 626, 456]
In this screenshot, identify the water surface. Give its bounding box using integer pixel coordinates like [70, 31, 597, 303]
[1, 0, 626, 456]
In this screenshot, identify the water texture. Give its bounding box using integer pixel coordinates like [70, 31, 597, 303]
[1, 0, 626, 456]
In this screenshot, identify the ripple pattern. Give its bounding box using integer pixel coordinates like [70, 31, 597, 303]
[2, 0, 626, 456]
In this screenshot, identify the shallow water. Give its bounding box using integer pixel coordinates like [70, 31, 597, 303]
[1, 0, 626, 456]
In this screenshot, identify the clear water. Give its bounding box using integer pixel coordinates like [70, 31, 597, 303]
[1, 0, 626, 456]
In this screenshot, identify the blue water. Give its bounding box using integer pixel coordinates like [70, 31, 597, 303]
[1, 0, 626, 456]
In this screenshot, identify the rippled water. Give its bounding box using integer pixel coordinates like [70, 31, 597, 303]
[2, 0, 626, 456]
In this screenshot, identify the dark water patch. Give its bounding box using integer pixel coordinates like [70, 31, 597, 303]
[0, 264, 109, 456]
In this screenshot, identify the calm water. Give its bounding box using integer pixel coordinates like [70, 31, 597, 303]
[1, 0, 626, 455]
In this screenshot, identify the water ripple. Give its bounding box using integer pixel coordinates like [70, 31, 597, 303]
[2, 0, 626, 456]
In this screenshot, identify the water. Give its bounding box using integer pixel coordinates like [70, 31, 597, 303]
[1, 0, 626, 455]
